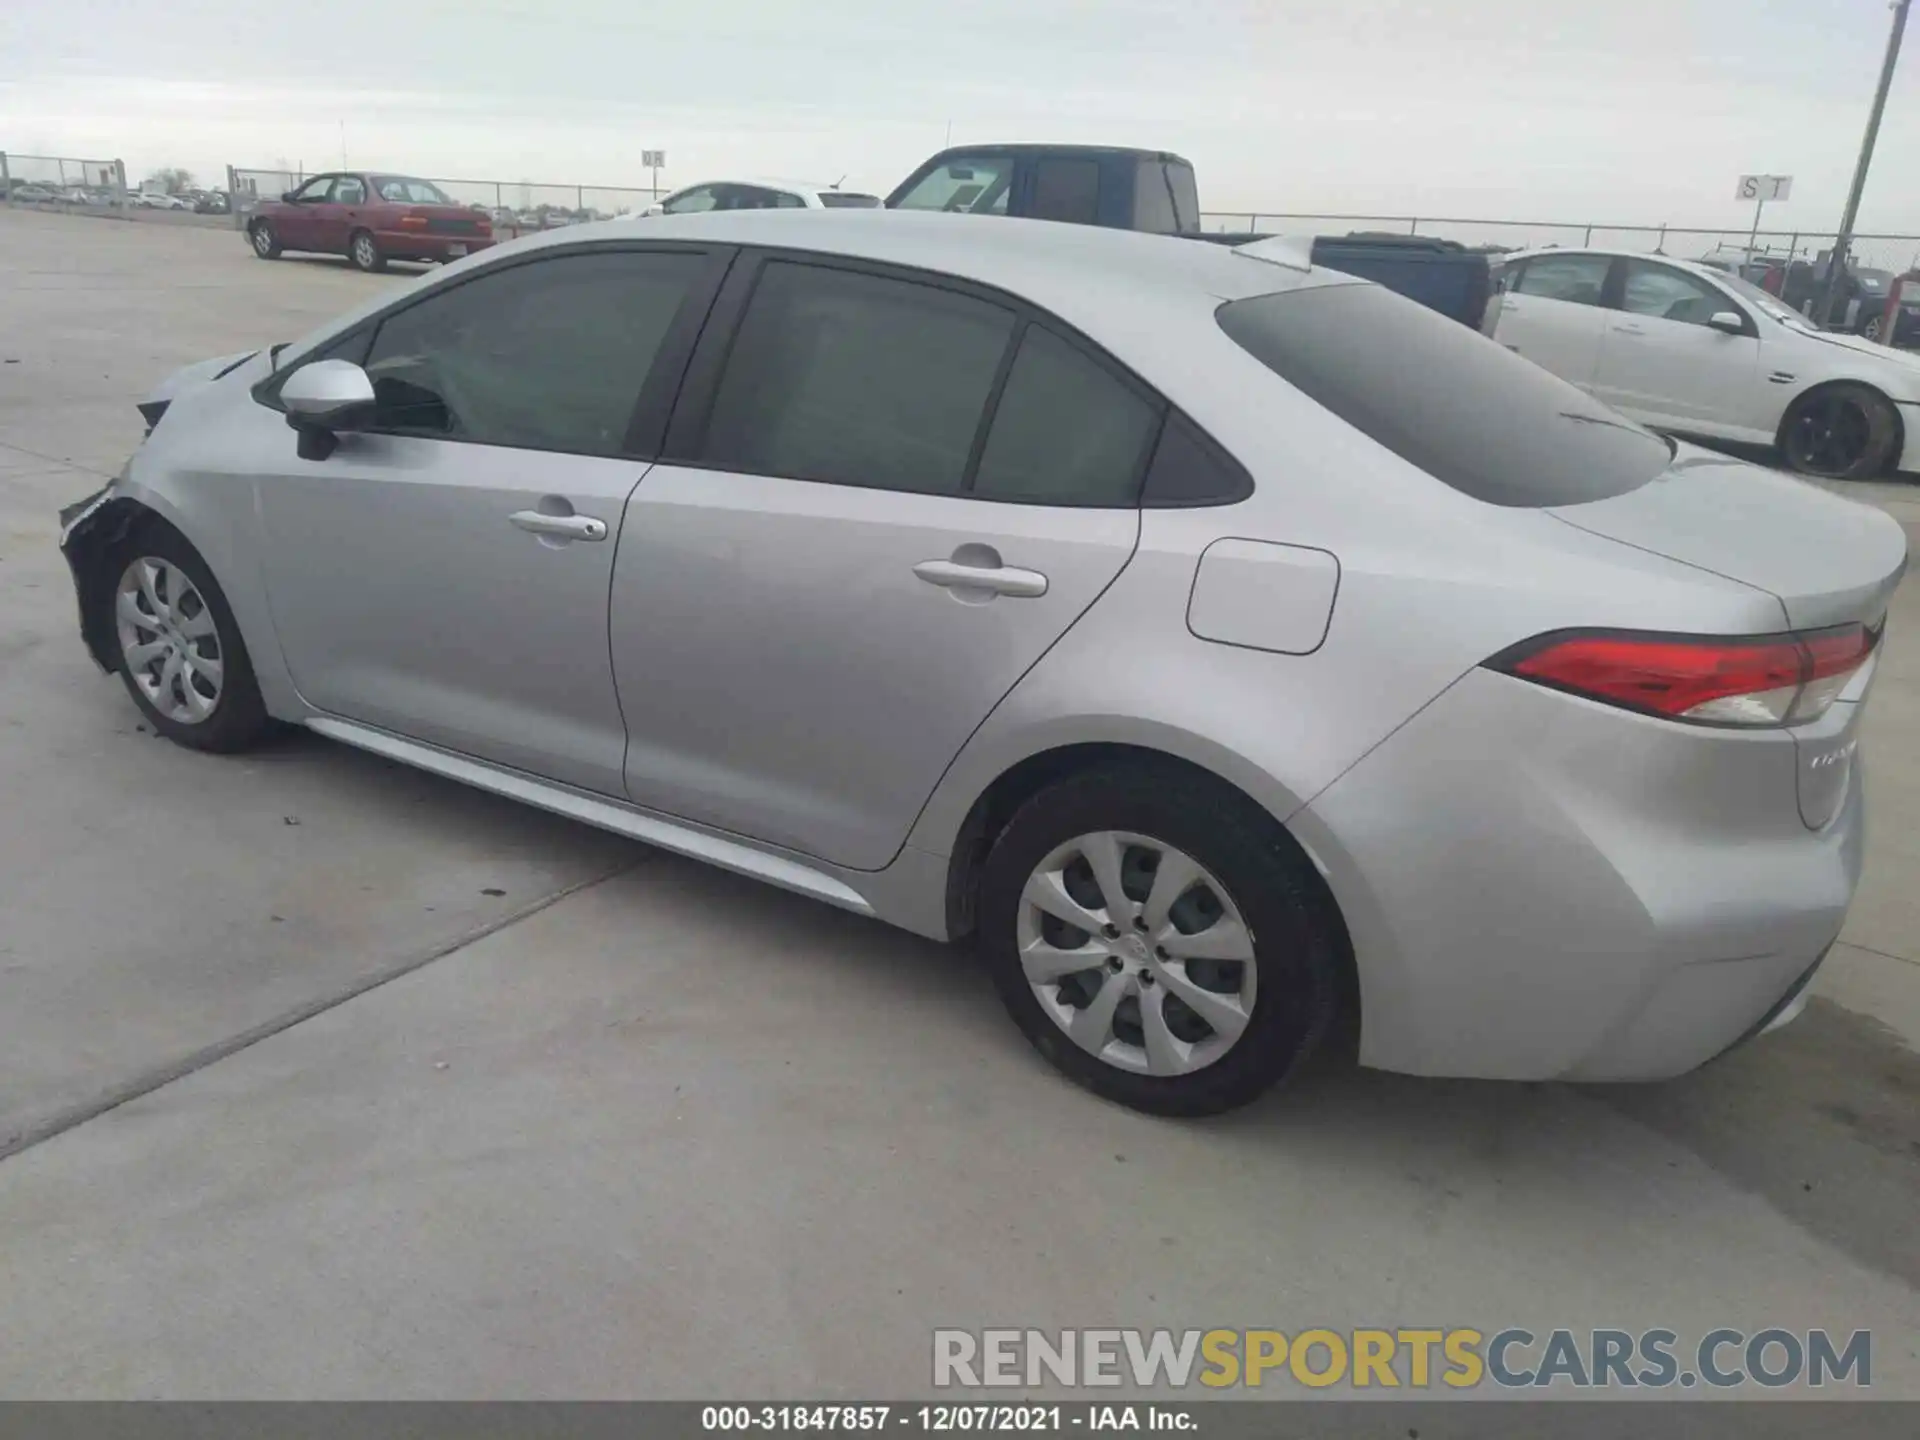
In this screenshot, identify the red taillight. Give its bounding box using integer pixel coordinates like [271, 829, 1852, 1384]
[398, 210, 429, 231]
[1491, 624, 1878, 727]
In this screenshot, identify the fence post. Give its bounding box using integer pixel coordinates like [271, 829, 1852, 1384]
[577, 184, 584, 214]
[1, 152, 10, 208]
[1583, 225, 1593, 245]
[1656, 223, 1667, 252]
[1409, 217, 1419, 235]
[112, 159, 128, 215]
[1788, 231, 1800, 263]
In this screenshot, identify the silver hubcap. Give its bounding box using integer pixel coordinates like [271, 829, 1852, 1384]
[354, 236, 373, 266]
[115, 557, 224, 724]
[1018, 831, 1256, 1077]
[253, 226, 271, 254]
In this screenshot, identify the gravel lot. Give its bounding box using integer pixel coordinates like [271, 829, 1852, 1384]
[1, 206, 1917, 1401]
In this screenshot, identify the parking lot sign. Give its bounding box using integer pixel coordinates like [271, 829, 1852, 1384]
[1735, 174, 1793, 202]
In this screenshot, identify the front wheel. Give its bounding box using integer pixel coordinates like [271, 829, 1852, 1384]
[249, 220, 281, 259]
[976, 767, 1343, 1116]
[106, 527, 270, 753]
[1779, 383, 1899, 481]
[348, 229, 386, 273]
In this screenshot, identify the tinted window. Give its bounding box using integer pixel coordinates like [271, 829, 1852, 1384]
[1619, 261, 1729, 327]
[1140, 412, 1252, 507]
[891, 155, 1014, 215]
[1132, 162, 1177, 234]
[1217, 283, 1670, 507]
[290, 177, 334, 203]
[1513, 253, 1610, 306]
[360, 250, 704, 455]
[700, 261, 1014, 495]
[972, 327, 1159, 505]
[818, 192, 881, 209]
[1031, 159, 1101, 225]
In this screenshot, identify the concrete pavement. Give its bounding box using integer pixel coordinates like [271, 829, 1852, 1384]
[1, 207, 1916, 1400]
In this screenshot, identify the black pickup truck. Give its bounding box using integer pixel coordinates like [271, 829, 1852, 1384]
[885, 144, 1493, 330]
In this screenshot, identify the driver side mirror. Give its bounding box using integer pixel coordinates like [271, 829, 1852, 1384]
[280, 190, 298, 204]
[1707, 311, 1745, 335]
[281, 359, 376, 461]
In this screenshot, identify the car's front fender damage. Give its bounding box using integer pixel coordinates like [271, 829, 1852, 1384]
[58, 486, 147, 674]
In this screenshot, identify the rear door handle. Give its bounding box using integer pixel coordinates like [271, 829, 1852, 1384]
[913, 558, 1048, 598]
[1611, 323, 1647, 335]
[509, 510, 607, 541]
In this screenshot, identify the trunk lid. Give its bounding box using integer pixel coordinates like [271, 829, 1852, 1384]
[1547, 443, 1909, 631]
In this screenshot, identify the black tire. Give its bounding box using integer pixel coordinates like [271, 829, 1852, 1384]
[1779, 383, 1900, 481]
[103, 524, 270, 754]
[1859, 313, 1884, 343]
[249, 220, 282, 259]
[976, 765, 1344, 1117]
[348, 228, 387, 273]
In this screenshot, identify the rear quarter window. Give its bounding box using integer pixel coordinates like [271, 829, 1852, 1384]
[1216, 283, 1671, 507]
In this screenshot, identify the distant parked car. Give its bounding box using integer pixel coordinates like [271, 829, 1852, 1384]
[245, 172, 495, 271]
[193, 191, 231, 215]
[1485, 245, 1920, 479]
[11, 184, 59, 204]
[1847, 266, 1920, 346]
[134, 191, 190, 210]
[639, 179, 882, 216]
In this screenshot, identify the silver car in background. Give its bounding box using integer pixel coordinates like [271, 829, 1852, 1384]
[59, 211, 1908, 1115]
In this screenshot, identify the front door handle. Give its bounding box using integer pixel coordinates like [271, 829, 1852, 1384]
[1611, 322, 1647, 335]
[509, 509, 607, 541]
[913, 557, 1048, 598]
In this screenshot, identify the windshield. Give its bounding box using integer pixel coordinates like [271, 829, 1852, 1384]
[372, 176, 454, 205]
[1218, 283, 1671, 507]
[1710, 270, 1815, 329]
[889, 155, 1013, 214]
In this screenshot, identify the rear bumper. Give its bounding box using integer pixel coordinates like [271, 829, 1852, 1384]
[375, 232, 495, 261]
[1294, 667, 1863, 1082]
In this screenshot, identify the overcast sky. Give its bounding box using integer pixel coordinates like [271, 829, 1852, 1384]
[3, 0, 1918, 233]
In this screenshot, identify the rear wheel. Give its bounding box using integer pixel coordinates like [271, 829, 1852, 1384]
[348, 228, 386, 273]
[976, 766, 1343, 1116]
[249, 220, 281, 259]
[1779, 383, 1899, 481]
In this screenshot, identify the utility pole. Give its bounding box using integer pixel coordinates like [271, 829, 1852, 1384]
[1819, 0, 1910, 325]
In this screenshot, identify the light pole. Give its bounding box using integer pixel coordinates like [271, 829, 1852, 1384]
[1818, 0, 1911, 325]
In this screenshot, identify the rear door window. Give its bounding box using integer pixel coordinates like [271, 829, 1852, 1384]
[1512, 253, 1612, 306]
[697, 260, 1015, 494]
[1030, 159, 1101, 225]
[971, 326, 1160, 505]
[1217, 282, 1670, 507]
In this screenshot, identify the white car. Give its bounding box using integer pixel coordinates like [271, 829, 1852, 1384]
[134, 192, 190, 210]
[1484, 247, 1920, 480]
[638, 179, 882, 217]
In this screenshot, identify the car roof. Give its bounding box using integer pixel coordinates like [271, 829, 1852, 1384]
[668, 178, 844, 197]
[916, 143, 1193, 164]
[502, 209, 1346, 310]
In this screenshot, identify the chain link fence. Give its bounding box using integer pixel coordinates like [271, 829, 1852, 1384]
[227, 166, 656, 236]
[1198, 212, 1920, 275]
[0, 152, 129, 212]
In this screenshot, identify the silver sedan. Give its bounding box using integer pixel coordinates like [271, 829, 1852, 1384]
[58, 210, 1909, 1115]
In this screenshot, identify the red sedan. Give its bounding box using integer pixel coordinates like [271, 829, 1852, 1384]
[245, 172, 494, 271]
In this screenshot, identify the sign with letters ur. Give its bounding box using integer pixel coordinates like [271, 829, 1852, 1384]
[1735, 175, 1793, 203]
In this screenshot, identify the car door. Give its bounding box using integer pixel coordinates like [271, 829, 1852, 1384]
[1487, 252, 1614, 390]
[252, 244, 729, 794]
[609, 254, 1157, 870]
[1588, 259, 1760, 429]
[277, 174, 336, 247]
[321, 173, 368, 253]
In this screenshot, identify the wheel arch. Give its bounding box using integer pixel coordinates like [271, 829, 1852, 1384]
[62, 496, 182, 673]
[1776, 376, 1907, 473]
[938, 739, 1360, 1043]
